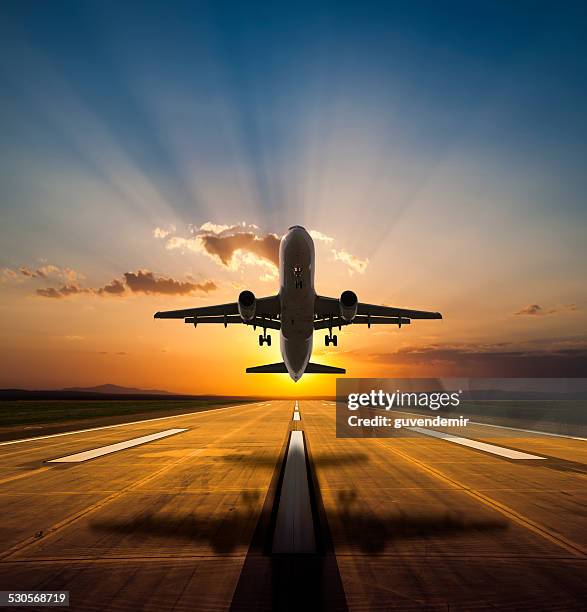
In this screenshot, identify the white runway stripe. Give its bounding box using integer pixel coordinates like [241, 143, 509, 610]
[272, 431, 315, 553]
[47, 428, 187, 463]
[293, 412, 301, 421]
[408, 427, 546, 460]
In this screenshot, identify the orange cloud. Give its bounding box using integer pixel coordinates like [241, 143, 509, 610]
[331, 248, 369, 274]
[2, 264, 83, 282]
[515, 303, 578, 316]
[36, 270, 217, 298]
[123, 270, 216, 295]
[37, 284, 86, 298]
[158, 221, 368, 278]
[344, 339, 587, 377]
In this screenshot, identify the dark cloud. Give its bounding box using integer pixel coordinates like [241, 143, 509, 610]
[352, 343, 587, 377]
[123, 270, 216, 295]
[199, 232, 280, 267]
[36, 284, 87, 298]
[515, 303, 578, 316]
[515, 304, 543, 316]
[96, 279, 126, 296]
[37, 270, 217, 298]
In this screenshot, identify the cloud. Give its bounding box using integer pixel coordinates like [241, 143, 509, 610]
[36, 283, 87, 298]
[1, 268, 19, 281]
[331, 249, 369, 274]
[2, 264, 83, 283]
[37, 270, 217, 298]
[96, 279, 126, 296]
[515, 303, 579, 316]
[123, 270, 216, 295]
[350, 341, 587, 377]
[159, 221, 367, 278]
[153, 226, 175, 239]
[198, 233, 280, 267]
[163, 222, 280, 278]
[309, 229, 334, 243]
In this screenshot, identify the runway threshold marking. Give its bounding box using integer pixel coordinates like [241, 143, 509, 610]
[272, 430, 316, 553]
[47, 429, 187, 463]
[379, 440, 587, 558]
[0, 402, 258, 447]
[408, 427, 545, 460]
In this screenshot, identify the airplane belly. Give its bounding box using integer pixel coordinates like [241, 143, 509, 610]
[281, 334, 312, 381]
[278, 226, 316, 380]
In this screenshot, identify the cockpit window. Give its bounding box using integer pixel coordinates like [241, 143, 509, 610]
[293, 266, 302, 277]
[288, 225, 306, 231]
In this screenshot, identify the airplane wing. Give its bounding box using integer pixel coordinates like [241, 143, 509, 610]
[154, 295, 281, 329]
[314, 295, 441, 329]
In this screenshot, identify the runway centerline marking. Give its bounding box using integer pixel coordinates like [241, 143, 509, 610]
[47, 429, 187, 463]
[272, 431, 315, 553]
[408, 427, 545, 460]
[0, 402, 258, 447]
[293, 412, 301, 421]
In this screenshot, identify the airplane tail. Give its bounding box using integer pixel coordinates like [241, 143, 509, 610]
[246, 362, 345, 374]
[246, 362, 288, 374]
[305, 362, 345, 374]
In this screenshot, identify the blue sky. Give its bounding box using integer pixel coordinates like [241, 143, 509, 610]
[1, 1, 586, 390]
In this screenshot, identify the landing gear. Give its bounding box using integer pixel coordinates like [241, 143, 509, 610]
[259, 333, 271, 347]
[325, 334, 337, 347]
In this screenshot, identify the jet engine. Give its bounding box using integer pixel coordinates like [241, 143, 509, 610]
[339, 290, 358, 322]
[238, 290, 256, 321]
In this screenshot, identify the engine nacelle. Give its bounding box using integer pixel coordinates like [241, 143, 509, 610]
[339, 290, 358, 322]
[238, 290, 256, 321]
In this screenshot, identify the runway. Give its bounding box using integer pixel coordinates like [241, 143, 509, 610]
[0, 400, 585, 610]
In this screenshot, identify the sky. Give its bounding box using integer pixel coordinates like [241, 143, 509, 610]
[1, 0, 586, 395]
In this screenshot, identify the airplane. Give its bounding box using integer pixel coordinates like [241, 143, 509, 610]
[154, 225, 442, 381]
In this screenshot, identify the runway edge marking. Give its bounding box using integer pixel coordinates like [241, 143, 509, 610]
[379, 440, 587, 558]
[0, 402, 260, 447]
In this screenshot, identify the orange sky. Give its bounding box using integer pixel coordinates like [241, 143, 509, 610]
[1, 218, 585, 395]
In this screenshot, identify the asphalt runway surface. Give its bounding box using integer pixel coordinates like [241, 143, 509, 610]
[0, 400, 585, 611]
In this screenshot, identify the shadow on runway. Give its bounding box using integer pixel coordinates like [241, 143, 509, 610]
[332, 490, 509, 553]
[90, 511, 258, 553]
[90, 491, 264, 554]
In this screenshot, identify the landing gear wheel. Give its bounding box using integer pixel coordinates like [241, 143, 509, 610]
[266, 335, 271, 346]
[332, 335, 338, 347]
[259, 334, 264, 346]
[325, 335, 330, 347]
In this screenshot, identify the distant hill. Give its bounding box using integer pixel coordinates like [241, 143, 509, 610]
[61, 384, 172, 395]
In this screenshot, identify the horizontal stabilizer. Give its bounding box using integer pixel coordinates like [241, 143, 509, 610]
[246, 362, 289, 374]
[246, 362, 346, 374]
[305, 362, 346, 374]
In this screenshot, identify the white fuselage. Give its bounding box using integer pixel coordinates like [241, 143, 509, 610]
[279, 226, 315, 381]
